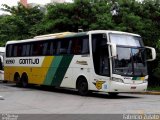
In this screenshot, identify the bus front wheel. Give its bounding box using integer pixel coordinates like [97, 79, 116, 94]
[108, 92, 119, 96]
[77, 77, 88, 96]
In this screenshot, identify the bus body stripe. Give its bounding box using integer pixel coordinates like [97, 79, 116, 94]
[38, 56, 54, 84]
[132, 77, 145, 80]
[51, 55, 73, 86]
[43, 56, 63, 85]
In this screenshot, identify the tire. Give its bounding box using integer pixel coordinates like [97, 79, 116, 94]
[77, 77, 88, 96]
[108, 92, 119, 96]
[21, 74, 28, 88]
[2, 80, 8, 83]
[14, 74, 21, 87]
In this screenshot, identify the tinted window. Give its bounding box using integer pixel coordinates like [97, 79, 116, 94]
[22, 44, 31, 56]
[13, 45, 22, 57]
[31, 42, 43, 56]
[6, 45, 13, 57]
[71, 36, 89, 55]
[6, 35, 89, 57]
[92, 34, 110, 76]
[57, 39, 71, 54]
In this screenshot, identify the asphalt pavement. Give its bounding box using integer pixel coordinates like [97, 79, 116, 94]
[0, 82, 160, 114]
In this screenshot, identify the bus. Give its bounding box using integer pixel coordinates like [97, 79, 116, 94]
[0, 47, 5, 81]
[0, 47, 5, 63]
[4, 30, 156, 96]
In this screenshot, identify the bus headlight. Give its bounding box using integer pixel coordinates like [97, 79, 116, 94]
[111, 77, 124, 83]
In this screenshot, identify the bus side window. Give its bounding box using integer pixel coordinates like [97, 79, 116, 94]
[6, 45, 13, 57]
[17, 45, 22, 57]
[22, 44, 31, 56]
[56, 41, 61, 55]
[42, 41, 56, 56]
[67, 40, 72, 54]
[49, 42, 54, 55]
[58, 39, 70, 55]
[71, 36, 89, 55]
[13, 45, 18, 57]
[71, 39, 81, 54]
[42, 42, 48, 55]
[50, 41, 57, 55]
[81, 38, 89, 54]
[12, 45, 21, 57]
[32, 42, 43, 56]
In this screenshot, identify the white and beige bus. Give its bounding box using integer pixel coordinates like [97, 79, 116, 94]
[4, 30, 156, 95]
[0, 47, 5, 81]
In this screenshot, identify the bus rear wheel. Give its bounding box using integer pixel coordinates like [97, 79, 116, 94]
[21, 74, 28, 88]
[77, 77, 88, 96]
[14, 74, 21, 87]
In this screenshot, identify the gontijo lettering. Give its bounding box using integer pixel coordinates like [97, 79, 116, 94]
[19, 58, 39, 64]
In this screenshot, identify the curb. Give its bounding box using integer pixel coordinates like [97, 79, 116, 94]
[144, 91, 160, 95]
[133, 91, 160, 95]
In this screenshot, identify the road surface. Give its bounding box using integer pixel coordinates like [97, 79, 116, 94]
[0, 82, 160, 114]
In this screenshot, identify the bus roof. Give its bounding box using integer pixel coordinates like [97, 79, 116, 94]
[6, 30, 141, 45]
[34, 32, 75, 39]
[6, 31, 87, 44]
[88, 30, 140, 37]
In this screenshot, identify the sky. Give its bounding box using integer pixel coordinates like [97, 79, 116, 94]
[0, 0, 73, 15]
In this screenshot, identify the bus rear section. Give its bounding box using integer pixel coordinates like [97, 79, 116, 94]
[4, 32, 91, 93]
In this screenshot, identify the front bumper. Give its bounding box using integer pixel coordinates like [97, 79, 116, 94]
[108, 81, 148, 92]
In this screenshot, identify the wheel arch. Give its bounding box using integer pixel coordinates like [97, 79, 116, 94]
[21, 72, 28, 77]
[21, 72, 28, 79]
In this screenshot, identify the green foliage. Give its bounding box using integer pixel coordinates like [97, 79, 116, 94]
[148, 86, 160, 91]
[154, 40, 160, 79]
[0, 3, 44, 44]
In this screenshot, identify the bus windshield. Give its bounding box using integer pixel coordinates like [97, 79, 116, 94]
[110, 33, 147, 77]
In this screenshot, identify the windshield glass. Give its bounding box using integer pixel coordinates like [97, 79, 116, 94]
[110, 33, 142, 46]
[110, 33, 147, 77]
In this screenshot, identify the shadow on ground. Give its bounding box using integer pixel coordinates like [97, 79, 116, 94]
[0, 82, 141, 99]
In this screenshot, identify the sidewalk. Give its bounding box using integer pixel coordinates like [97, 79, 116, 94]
[143, 91, 160, 95]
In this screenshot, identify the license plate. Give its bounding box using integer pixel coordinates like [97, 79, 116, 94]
[131, 86, 136, 89]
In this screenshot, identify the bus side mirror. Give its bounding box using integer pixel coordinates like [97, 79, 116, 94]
[145, 46, 156, 61]
[107, 42, 117, 57]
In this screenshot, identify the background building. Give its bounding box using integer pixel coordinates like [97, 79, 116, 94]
[20, 0, 28, 7]
[50, 0, 66, 3]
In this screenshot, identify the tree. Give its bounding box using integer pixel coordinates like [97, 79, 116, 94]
[0, 2, 44, 44]
[154, 40, 160, 79]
